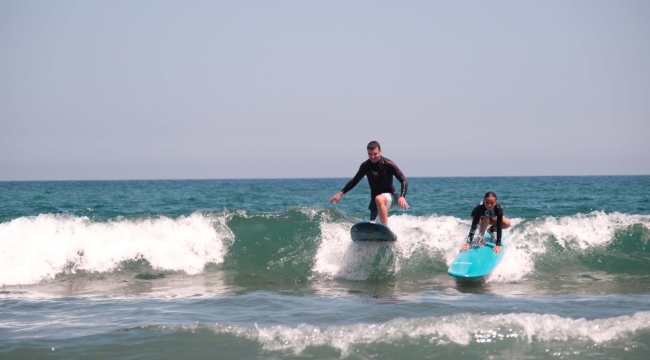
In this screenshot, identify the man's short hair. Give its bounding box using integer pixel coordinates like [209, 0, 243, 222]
[367, 141, 381, 150]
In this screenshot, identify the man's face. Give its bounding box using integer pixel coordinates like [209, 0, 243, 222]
[367, 147, 381, 163]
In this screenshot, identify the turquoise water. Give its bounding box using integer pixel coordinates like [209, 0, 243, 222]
[1, 176, 650, 358]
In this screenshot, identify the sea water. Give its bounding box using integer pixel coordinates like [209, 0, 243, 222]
[1, 176, 649, 358]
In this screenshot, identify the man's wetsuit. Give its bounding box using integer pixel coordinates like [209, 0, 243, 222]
[467, 203, 504, 246]
[340, 156, 408, 217]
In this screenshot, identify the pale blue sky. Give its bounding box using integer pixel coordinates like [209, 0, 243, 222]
[1, 0, 649, 180]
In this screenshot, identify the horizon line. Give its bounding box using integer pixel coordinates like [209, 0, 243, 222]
[2, 174, 649, 183]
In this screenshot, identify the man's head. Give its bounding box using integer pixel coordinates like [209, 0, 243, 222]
[367, 141, 381, 163]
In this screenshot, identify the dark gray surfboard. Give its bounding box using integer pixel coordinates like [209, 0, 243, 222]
[350, 220, 398, 242]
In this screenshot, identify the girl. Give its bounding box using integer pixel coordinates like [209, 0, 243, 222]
[460, 192, 511, 254]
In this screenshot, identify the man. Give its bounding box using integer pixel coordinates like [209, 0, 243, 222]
[329, 141, 409, 226]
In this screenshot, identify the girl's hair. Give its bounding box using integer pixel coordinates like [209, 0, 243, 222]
[484, 191, 498, 200]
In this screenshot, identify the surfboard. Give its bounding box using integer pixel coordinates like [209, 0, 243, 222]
[447, 233, 505, 278]
[350, 220, 398, 242]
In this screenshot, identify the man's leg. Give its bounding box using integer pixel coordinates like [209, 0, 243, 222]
[375, 194, 389, 225]
[369, 208, 378, 221]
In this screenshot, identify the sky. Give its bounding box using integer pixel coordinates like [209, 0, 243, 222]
[1, 0, 649, 180]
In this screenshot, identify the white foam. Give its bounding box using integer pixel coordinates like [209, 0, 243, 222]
[0, 212, 233, 286]
[516, 211, 649, 250]
[314, 211, 650, 283]
[490, 211, 650, 282]
[210, 311, 650, 356]
[314, 214, 469, 280]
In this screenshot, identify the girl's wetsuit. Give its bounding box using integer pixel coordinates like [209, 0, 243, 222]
[467, 203, 504, 246]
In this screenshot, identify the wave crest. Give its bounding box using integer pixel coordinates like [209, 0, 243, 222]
[0, 212, 233, 286]
[204, 311, 650, 357]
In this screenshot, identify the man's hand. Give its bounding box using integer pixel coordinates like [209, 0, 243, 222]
[493, 245, 501, 254]
[459, 243, 470, 252]
[329, 192, 343, 204]
[398, 196, 409, 209]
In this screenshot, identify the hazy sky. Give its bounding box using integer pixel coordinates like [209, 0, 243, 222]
[1, 0, 649, 180]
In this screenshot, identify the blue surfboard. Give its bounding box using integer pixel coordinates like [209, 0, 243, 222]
[350, 220, 398, 242]
[448, 233, 505, 278]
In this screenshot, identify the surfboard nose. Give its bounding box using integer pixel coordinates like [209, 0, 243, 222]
[350, 220, 398, 242]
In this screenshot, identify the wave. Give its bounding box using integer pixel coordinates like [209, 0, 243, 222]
[159, 311, 650, 357]
[1, 210, 649, 286]
[0, 212, 233, 286]
[314, 213, 464, 280]
[315, 210, 650, 282]
[497, 211, 650, 281]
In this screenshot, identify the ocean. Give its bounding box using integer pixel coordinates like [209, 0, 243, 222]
[1, 176, 649, 359]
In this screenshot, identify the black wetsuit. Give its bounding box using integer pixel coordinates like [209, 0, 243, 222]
[340, 156, 408, 217]
[467, 203, 504, 246]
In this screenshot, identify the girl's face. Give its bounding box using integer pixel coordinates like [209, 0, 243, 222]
[483, 196, 497, 210]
